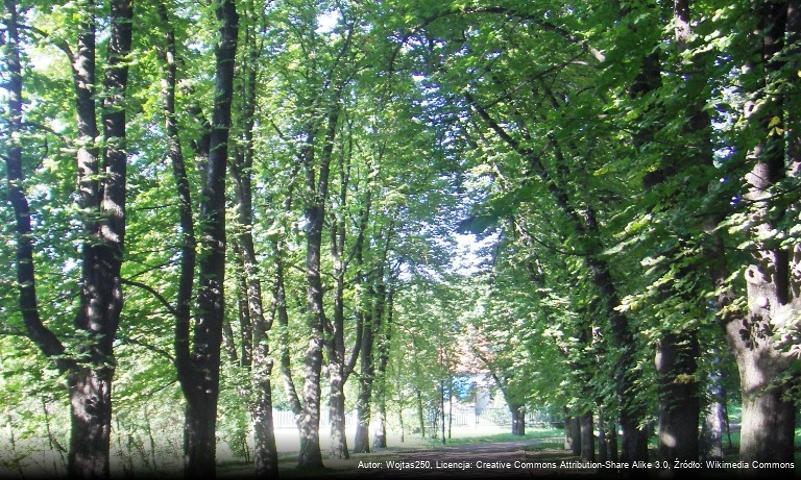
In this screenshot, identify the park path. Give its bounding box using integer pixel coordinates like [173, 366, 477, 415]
[279, 436, 579, 479]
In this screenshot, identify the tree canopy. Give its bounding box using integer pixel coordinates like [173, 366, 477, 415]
[1, 0, 800, 477]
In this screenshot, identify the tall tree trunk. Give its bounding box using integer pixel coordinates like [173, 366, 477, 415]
[649, 0, 726, 463]
[270, 166, 303, 424]
[619, 12, 672, 460]
[174, 0, 238, 477]
[372, 288, 393, 449]
[327, 270, 350, 459]
[66, 368, 113, 478]
[65, 0, 134, 475]
[431, 404, 439, 439]
[273, 236, 302, 418]
[327, 368, 349, 457]
[416, 388, 425, 438]
[604, 419, 619, 462]
[2, 0, 75, 391]
[510, 405, 525, 436]
[735, 359, 796, 463]
[156, 1, 198, 434]
[298, 102, 340, 469]
[563, 415, 573, 451]
[586, 256, 648, 463]
[354, 229, 391, 453]
[398, 403, 405, 443]
[298, 172, 324, 468]
[448, 381, 453, 440]
[564, 415, 581, 455]
[729, 1, 797, 465]
[351, 205, 376, 454]
[233, 249, 252, 367]
[326, 136, 363, 459]
[701, 351, 726, 461]
[229, 15, 278, 475]
[597, 413, 608, 462]
[439, 380, 446, 444]
[353, 291, 378, 453]
[655, 333, 700, 461]
[72, 0, 99, 219]
[579, 412, 594, 461]
[250, 326, 278, 478]
[373, 394, 388, 449]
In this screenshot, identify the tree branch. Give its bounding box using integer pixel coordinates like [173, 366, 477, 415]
[121, 279, 178, 318]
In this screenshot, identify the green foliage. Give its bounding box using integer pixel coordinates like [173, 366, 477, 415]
[2, 0, 800, 474]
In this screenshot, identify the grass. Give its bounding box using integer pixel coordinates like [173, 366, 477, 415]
[218, 425, 801, 478]
[512, 426, 801, 452]
[417, 428, 563, 448]
[646, 427, 801, 450]
[523, 440, 567, 451]
[218, 428, 565, 477]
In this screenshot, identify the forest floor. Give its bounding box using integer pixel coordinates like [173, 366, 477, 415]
[217, 428, 801, 479]
[219, 432, 589, 479]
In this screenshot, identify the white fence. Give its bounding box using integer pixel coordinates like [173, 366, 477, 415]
[271, 406, 555, 430]
[272, 409, 359, 429]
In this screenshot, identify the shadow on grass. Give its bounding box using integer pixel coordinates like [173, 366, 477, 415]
[218, 428, 801, 479]
[416, 429, 563, 448]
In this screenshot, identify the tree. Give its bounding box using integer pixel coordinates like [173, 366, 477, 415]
[3, 0, 133, 475]
[2, 1, 800, 476]
[172, 0, 238, 476]
[726, 0, 799, 463]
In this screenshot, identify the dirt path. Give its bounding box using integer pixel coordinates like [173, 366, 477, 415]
[278, 437, 581, 479]
[393, 438, 549, 464]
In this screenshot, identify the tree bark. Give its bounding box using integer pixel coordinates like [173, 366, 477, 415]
[448, 380, 453, 440]
[298, 101, 340, 469]
[605, 422, 618, 462]
[327, 259, 351, 459]
[354, 228, 391, 453]
[440, 381, 446, 445]
[273, 235, 302, 418]
[579, 412, 594, 461]
[372, 396, 388, 450]
[729, 1, 797, 465]
[564, 415, 581, 455]
[65, 0, 133, 475]
[616, 9, 672, 460]
[66, 367, 113, 478]
[510, 405, 526, 436]
[250, 345, 278, 478]
[326, 134, 363, 459]
[597, 414, 608, 462]
[40, 0, 136, 475]
[327, 349, 349, 459]
[156, 2, 199, 432]
[655, 332, 700, 461]
[416, 388, 425, 438]
[353, 287, 380, 453]
[228, 15, 278, 475]
[174, 0, 238, 477]
[571, 417, 581, 456]
[398, 402, 405, 443]
[700, 351, 726, 461]
[2, 0, 71, 368]
[298, 200, 325, 469]
[647, 0, 719, 463]
[737, 371, 796, 464]
[373, 288, 393, 449]
[233, 249, 252, 367]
